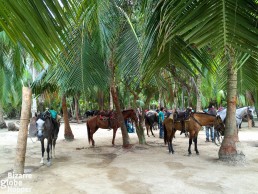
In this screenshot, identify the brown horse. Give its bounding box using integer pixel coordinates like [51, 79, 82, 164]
[87, 109, 138, 146]
[164, 112, 225, 155]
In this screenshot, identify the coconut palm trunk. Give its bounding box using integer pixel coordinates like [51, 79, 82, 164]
[109, 58, 130, 147]
[196, 75, 202, 112]
[110, 84, 130, 146]
[74, 95, 80, 123]
[219, 51, 243, 161]
[62, 94, 74, 140]
[0, 102, 7, 128]
[14, 87, 32, 174]
[131, 90, 146, 145]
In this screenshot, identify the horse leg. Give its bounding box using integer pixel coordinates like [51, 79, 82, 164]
[170, 131, 175, 154]
[150, 125, 155, 137]
[193, 136, 199, 155]
[169, 139, 174, 154]
[52, 138, 57, 158]
[112, 128, 117, 146]
[46, 140, 51, 166]
[167, 141, 171, 153]
[91, 128, 97, 146]
[188, 138, 193, 155]
[40, 139, 45, 164]
[146, 125, 150, 137]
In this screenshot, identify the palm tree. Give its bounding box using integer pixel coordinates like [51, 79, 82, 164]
[146, 0, 258, 161]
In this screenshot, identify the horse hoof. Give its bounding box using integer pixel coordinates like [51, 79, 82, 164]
[196, 152, 200, 155]
[47, 161, 51, 166]
[40, 160, 44, 164]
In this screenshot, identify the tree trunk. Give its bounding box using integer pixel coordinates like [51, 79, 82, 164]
[74, 95, 80, 123]
[98, 90, 104, 110]
[181, 90, 184, 110]
[31, 62, 38, 117]
[109, 88, 113, 110]
[109, 55, 130, 147]
[196, 75, 202, 112]
[219, 52, 244, 162]
[132, 91, 147, 145]
[0, 101, 7, 128]
[158, 91, 164, 108]
[14, 87, 32, 174]
[62, 95, 74, 140]
[110, 85, 130, 147]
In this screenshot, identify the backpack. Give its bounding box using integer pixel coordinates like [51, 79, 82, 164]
[49, 110, 57, 119]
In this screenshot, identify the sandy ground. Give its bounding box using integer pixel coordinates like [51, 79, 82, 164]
[0, 119, 258, 194]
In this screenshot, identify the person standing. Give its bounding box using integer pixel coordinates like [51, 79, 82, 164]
[158, 107, 165, 138]
[205, 105, 216, 142]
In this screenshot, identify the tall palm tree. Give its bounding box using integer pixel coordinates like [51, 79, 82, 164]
[0, 31, 27, 126]
[146, 0, 258, 161]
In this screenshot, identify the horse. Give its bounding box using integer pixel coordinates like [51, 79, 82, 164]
[145, 110, 158, 137]
[84, 110, 99, 118]
[36, 111, 60, 165]
[164, 112, 225, 155]
[86, 109, 139, 146]
[216, 106, 254, 131]
[172, 108, 192, 137]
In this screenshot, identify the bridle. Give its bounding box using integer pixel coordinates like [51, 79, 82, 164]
[190, 113, 223, 128]
[190, 114, 202, 126]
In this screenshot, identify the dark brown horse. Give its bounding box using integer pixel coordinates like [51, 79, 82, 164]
[36, 111, 60, 165]
[87, 109, 138, 146]
[164, 112, 225, 155]
[145, 110, 158, 137]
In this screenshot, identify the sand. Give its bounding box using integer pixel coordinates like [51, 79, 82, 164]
[0, 119, 258, 194]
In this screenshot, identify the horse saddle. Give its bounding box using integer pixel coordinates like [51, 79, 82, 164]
[98, 111, 115, 121]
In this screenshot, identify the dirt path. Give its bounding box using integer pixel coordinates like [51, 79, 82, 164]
[0, 120, 258, 194]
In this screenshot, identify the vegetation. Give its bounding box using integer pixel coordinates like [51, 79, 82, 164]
[0, 0, 257, 172]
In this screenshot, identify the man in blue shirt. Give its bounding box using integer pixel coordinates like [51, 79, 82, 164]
[158, 107, 165, 138]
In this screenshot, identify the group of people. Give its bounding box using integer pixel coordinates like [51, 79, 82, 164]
[204, 105, 217, 142]
[156, 105, 217, 142]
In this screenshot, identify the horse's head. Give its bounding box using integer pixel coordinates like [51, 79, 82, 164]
[36, 111, 52, 140]
[131, 109, 139, 123]
[214, 115, 225, 136]
[36, 117, 45, 140]
[247, 106, 255, 119]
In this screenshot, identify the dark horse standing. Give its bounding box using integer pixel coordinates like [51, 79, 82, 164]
[164, 112, 225, 155]
[145, 110, 158, 137]
[87, 109, 138, 146]
[36, 111, 60, 165]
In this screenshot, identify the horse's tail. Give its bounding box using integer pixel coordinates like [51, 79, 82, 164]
[164, 123, 167, 145]
[87, 121, 91, 145]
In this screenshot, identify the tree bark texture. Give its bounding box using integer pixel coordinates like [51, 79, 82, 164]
[0, 102, 7, 128]
[14, 87, 32, 174]
[110, 85, 131, 146]
[74, 95, 80, 123]
[109, 54, 130, 147]
[219, 54, 244, 162]
[62, 95, 74, 140]
[98, 90, 104, 110]
[196, 75, 202, 112]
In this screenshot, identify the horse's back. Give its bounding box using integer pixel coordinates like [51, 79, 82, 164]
[163, 117, 173, 129]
